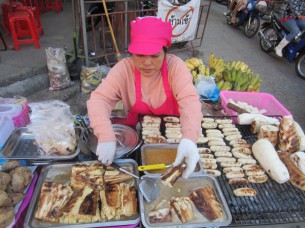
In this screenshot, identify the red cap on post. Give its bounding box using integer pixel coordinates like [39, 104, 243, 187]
[128, 17, 172, 55]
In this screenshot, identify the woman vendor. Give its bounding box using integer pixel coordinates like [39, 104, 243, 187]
[87, 16, 202, 179]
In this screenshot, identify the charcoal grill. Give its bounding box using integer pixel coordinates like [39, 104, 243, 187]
[216, 117, 305, 226]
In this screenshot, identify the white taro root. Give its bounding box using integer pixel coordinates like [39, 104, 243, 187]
[258, 125, 279, 147]
[251, 116, 268, 134]
[278, 116, 301, 154]
[237, 113, 279, 125]
[252, 139, 290, 184]
[290, 152, 305, 174]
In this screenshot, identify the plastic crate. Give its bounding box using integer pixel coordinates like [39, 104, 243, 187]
[12, 102, 30, 127]
[220, 91, 292, 116]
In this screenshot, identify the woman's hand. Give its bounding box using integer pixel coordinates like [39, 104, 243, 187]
[298, 15, 305, 20]
[173, 138, 200, 179]
[96, 141, 116, 165]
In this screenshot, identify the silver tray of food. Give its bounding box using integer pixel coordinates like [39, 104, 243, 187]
[24, 159, 140, 228]
[0, 127, 83, 161]
[140, 144, 203, 175]
[139, 173, 232, 228]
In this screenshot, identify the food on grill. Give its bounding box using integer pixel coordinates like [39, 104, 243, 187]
[119, 183, 138, 217]
[163, 116, 180, 123]
[210, 146, 231, 152]
[252, 139, 290, 184]
[7, 192, 24, 206]
[60, 186, 100, 223]
[0, 190, 10, 207]
[206, 129, 222, 134]
[207, 137, 224, 142]
[233, 187, 257, 196]
[278, 151, 305, 191]
[9, 167, 32, 193]
[1, 160, 20, 172]
[202, 122, 218, 129]
[229, 138, 247, 145]
[165, 123, 181, 128]
[200, 154, 214, 159]
[0, 206, 14, 228]
[232, 143, 252, 148]
[251, 116, 268, 134]
[245, 169, 265, 176]
[216, 157, 236, 163]
[198, 147, 212, 154]
[149, 208, 172, 223]
[204, 169, 221, 177]
[145, 135, 167, 144]
[222, 127, 239, 133]
[220, 161, 242, 167]
[258, 125, 279, 147]
[208, 140, 226, 146]
[142, 129, 161, 137]
[237, 113, 279, 125]
[71, 163, 105, 190]
[165, 128, 181, 135]
[225, 134, 242, 141]
[232, 147, 252, 155]
[242, 164, 263, 171]
[100, 184, 121, 220]
[226, 172, 245, 179]
[142, 121, 161, 128]
[200, 158, 217, 164]
[189, 186, 224, 221]
[290, 152, 305, 174]
[238, 158, 257, 165]
[223, 167, 243, 173]
[161, 163, 187, 188]
[233, 151, 253, 159]
[143, 115, 161, 123]
[202, 163, 218, 169]
[229, 178, 249, 186]
[165, 133, 182, 139]
[0, 172, 11, 191]
[247, 175, 268, 183]
[104, 166, 133, 185]
[207, 133, 224, 138]
[197, 136, 209, 144]
[170, 197, 195, 223]
[202, 117, 215, 122]
[223, 131, 241, 137]
[215, 119, 232, 124]
[278, 116, 301, 154]
[166, 138, 180, 143]
[214, 151, 232, 157]
[35, 182, 73, 222]
[218, 124, 236, 129]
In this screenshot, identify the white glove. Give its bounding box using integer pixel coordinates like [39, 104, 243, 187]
[96, 141, 116, 165]
[173, 138, 199, 179]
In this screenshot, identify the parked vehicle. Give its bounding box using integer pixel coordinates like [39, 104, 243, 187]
[225, 0, 266, 38]
[258, 11, 305, 80]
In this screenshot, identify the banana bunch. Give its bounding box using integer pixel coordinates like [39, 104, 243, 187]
[184, 57, 211, 83]
[209, 53, 226, 81]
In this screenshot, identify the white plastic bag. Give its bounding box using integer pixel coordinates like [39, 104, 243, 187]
[157, 0, 200, 43]
[28, 100, 76, 156]
[45, 47, 72, 91]
[196, 76, 216, 98]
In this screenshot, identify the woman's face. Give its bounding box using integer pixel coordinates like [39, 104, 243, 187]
[132, 49, 165, 77]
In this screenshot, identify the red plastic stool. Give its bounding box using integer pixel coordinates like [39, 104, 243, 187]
[8, 12, 40, 50]
[16, 6, 44, 38]
[1, 2, 23, 31]
[45, 0, 62, 13]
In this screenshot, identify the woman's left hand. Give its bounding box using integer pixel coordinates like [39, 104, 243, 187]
[173, 138, 200, 179]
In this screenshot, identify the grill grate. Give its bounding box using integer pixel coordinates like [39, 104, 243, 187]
[214, 117, 305, 226]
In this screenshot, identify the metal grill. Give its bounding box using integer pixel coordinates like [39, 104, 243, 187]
[218, 121, 305, 226]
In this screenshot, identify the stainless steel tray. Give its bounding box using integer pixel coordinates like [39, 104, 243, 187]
[24, 159, 140, 228]
[140, 144, 203, 175]
[139, 173, 232, 228]
[0, 127, 82, 160]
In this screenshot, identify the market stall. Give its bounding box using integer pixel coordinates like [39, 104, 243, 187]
[0, 78, 305, 227]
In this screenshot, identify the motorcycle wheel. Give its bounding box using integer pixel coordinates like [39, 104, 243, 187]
[295, 52, 305, 80]
[244, 17, 260, 38]
[259, 27, 277, 53]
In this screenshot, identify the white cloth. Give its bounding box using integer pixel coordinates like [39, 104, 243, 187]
[96, 141, 116, 165]
[173, 138, 200, 179]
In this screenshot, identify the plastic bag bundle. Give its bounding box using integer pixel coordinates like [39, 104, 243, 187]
[80, 64, 110, 93]
[27, 100, 76, 156]
[45, 47, 72, 91]
[196, 76, 220, 102]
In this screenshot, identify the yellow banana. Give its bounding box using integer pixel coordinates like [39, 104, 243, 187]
[185, 62, 195, 70]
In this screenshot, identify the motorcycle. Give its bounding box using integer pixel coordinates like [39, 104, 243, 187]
[258, 11, 305, 79]
[225, 0, 266, 38]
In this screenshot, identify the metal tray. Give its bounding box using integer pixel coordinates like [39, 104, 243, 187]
[140, 143, 203, 175]
[0, 127, 83, 161]
[139, 173, 232, 228]
[24, 159, 140, 228]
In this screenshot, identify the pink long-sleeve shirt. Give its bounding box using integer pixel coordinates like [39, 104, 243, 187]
[87, 54, 202, 144]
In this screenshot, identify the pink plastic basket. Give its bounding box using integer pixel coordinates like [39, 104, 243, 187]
[12, 102, 30, 127]
[220, 91, 292, 117]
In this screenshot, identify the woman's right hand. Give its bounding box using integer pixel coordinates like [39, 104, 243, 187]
[96, 141, 116, 165]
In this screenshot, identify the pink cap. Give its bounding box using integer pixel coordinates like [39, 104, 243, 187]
[128, 17, 172, 55]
